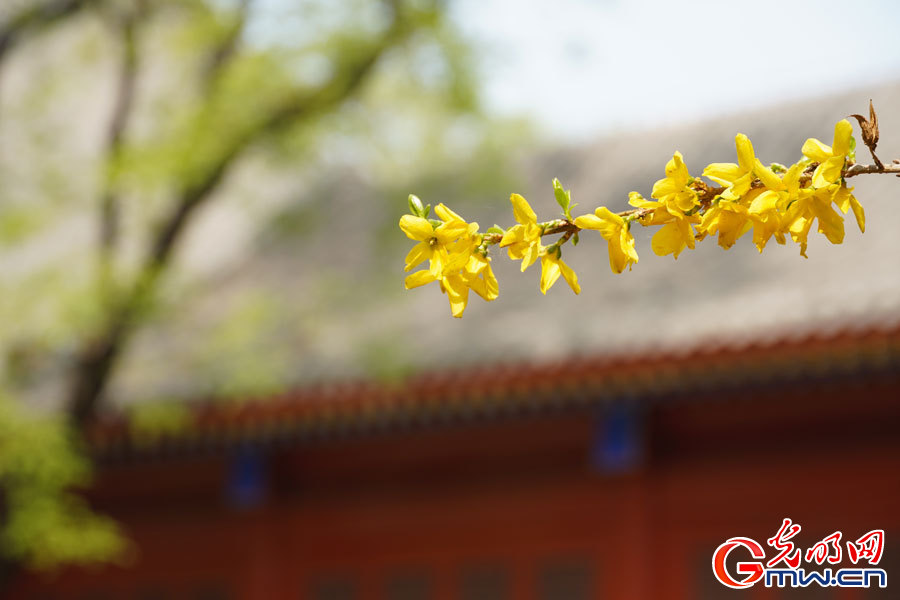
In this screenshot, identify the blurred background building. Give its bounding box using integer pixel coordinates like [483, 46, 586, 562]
[1, 0, 900, 598]
[13, 321, 899, 599]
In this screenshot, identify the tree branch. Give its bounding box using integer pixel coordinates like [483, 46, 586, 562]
[99, 2, 141, 264]
[477, 161, 900, 248]
[67, 2, 413, 429]
[201, 0, 251, 90]
[0, 0, 98, 65]
[844, 161, 900, 177]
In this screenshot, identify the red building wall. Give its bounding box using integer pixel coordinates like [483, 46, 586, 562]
[10, 365, 900, 599]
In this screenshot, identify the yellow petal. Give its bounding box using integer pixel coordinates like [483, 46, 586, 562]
[573, 213, 605, 231]
[429, 247, 445, 278]
[539, 255, 561, 294]
[444, 275, 470, 318]
[715, 210, 752, 249]
[645, 206, 676, 225]
[802, 137, 833, 163]
[521, 242, 540, 272]
[753, 159, 784, 190]
[434, 203, 465, 223]
[607, 239, 627, 274]
[399, 215, 434, 241]
[404, 242, 430, 272]
[813, 202, 845, 245]
[628, 192, 659, 209]
[482, 263, 499, 300]
[812, 156, 844, 188]
[731, 220, 753, 249]
[665, 151, 690, 186]
[790, 214, 810, 236]
[752, 222, 774, 253]
[499, 225, 523, 248]
[621, 229, 639, 262]
[404, 270, 437, 289]
[651, 177, 680, 200]
[721, 172, 754, 201]
[576, 209, 625, 240]
[749, 190, 779, 215]
[849, 194, 865, 233]
[510, 193, 537, 225]
[831, 119, 853, 157]
[651, 222, 685, 258]
[672, 190, 698, 213]
[594, 206, 624, 227]
[702, 163, 743, 187]
[699, 205, 721, 234]
[594, 207, 626, 239]
[432, 220, 469, 243]
[782, 163, 803, 193]
[833, 184, 864, 233]
[735, 134, 755, 172]
[467, 277, 487, 300]
[524, 222, 542, 242]
[505, 242, 525, 260]
[833, 185, 851, 213]
[680, 217, 696, 250]
[607, 230, 638, 273]
[444, 248, 470, 273]
[790, 216, 812, 258]
[558, 258, 580, 294]
[464, 253, 486, 276]
[651, 222, 681, 257]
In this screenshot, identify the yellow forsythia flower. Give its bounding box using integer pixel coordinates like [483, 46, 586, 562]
[746, 190, 786, 252]
[628, 192, 698, 259]
[783, 184, 848, 258]
[802, 119, 854, 188]
[464, 252, 500, 302]
[401, 203, 496, 318]
[745, 162, 804, 252]
[698, 199, 752, 250]
[833, 184, 865, 233]
[630, 150, 703, 259]
[438, 271, 473, 318]
[539, 249, 580, 295]
[650, 151, 699, 213]
[500, 193, 543, 271]
[434, 246, 499, 317]
[400, 210, 469, 278]
[574, 207, 639, 274]
[703, 134, 782, 200]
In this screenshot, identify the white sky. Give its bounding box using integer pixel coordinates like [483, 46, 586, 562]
[453, 0, 900, 141]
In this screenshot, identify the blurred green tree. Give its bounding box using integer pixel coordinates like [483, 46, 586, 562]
[0, 0, 524, 584]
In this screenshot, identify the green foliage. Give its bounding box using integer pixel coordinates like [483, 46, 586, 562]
[552, 178, 575, 219]
[128, 401, 190, 446]
[0, 0, 532, 575]
[0, 396, 127, 569]
[408, 194, 428, 218]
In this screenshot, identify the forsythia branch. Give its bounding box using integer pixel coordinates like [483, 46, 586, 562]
[400, 103, 900, 318]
